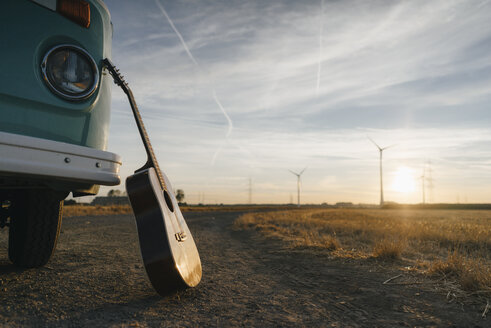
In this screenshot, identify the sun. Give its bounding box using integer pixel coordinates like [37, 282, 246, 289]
[392, 166, 416, 193]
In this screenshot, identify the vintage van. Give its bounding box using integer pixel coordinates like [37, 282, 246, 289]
[0, 0, 121, 267]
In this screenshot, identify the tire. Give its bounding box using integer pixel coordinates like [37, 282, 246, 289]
[8, 190, 64, 268]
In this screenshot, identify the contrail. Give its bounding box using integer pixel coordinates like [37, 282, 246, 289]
[213, 90, 233, 138]
[211, 138, 257, 167]
[316, 0, 324, 97]
[210, 143, 223, 167]
[155, 0, 235, 164]
[154, 0, 199, 67]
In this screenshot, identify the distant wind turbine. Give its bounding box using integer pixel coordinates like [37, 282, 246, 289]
[367, 137, 396, 206]
[426, 160, 434, 203]
[289, 168, 307, 207]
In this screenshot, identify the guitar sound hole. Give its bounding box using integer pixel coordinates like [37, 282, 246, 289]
[163, 190, 175, 212]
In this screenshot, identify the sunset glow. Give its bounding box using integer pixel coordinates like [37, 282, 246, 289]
[391, 167, 416, 193]
[98, 0, 491, 204]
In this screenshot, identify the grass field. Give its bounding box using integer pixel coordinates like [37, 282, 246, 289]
[64, 205, 491, 295]
[62, 204, 288, 217]
[63, 204, 133, 217]
[234, 209, 491, 294]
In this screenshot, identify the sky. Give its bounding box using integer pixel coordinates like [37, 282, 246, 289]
[99, 0, 491, 204]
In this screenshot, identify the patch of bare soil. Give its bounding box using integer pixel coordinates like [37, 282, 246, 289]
[0, 211, 489, 327]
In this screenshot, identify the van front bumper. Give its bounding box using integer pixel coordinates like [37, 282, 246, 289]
[0, 131, 121, 187]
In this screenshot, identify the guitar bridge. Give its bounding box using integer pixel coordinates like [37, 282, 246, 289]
[175, 231, 187, 242]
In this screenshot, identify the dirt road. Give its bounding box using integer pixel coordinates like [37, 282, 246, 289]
[0, 211, 488, 327]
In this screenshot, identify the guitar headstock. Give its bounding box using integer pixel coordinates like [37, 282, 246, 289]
[103, 58, 129, 91]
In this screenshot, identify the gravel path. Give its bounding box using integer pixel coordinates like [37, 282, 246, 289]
[0, 211, 488, 327]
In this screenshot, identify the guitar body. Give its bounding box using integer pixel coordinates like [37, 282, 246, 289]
[126, 167, 202, 295]
[103, 58, 201, 295]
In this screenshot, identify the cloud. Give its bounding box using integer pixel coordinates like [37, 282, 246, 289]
[102, 0, 491, 203]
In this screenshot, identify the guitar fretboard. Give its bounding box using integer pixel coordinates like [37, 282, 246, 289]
[126, 89, 167, 191]
[103, 59, 167, 191]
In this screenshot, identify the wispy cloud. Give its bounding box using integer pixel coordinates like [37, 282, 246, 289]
[154, 0, 199, 67]
[316, 0, 324, 97]
[154, 0, 235, 165]
[104, 0, 491, 203]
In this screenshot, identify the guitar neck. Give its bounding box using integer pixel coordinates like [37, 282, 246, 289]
[103, 59, 167, 191]
[125, 88, 167, 191]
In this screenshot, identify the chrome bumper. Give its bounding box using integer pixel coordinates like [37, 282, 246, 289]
[0, 131, 121, 186]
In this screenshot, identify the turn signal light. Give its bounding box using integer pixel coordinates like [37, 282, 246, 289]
[57, 0, 90, 28]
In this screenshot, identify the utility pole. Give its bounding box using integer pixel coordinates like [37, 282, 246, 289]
[248, 177, 252, 205]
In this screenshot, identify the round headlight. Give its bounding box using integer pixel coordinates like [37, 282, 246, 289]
[41, 45, 99, 101]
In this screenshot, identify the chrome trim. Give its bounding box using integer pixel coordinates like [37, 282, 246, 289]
[92, 0, 111, 21]
[0, 131, 121, 186]
[41, 44, 100, 101]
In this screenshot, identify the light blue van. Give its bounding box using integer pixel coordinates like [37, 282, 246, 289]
[0, 0, 121, 267]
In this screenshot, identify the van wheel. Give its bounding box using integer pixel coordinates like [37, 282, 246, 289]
[8, 190, 64, 268]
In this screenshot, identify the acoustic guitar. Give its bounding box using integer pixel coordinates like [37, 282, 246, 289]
[103, 58, 202, 295]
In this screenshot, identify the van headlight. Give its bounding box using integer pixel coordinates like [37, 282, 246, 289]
[41, 45, 99, 101]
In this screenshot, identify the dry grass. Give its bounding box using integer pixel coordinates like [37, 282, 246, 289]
[180, 205, 296, 212]
[63, 204, 287, 216]
[234, 208, 491, 292]
[63, 205, 132, 217]
[372, 239, 405, 260]
[428, 252, 491, 291]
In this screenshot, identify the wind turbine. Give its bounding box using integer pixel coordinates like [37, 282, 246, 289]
[426, 160, 434, 203]
[289, 168, 307, 207]
[367, 137, 396, 206]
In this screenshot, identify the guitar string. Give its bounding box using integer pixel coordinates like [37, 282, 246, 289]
[108, 63, 186, 235]
[126, 88, 186, 235]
